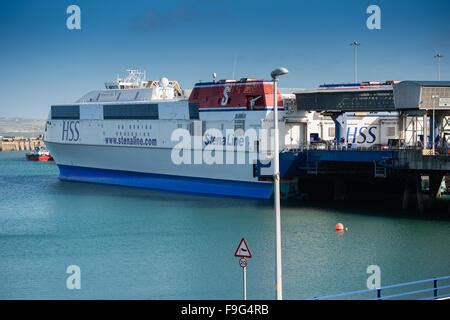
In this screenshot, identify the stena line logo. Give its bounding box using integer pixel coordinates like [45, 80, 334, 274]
[62, 120, 80, 142]
[221, 87, 232, 106]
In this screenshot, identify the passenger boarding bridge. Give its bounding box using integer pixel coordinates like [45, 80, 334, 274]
[294, 80, 450, 153]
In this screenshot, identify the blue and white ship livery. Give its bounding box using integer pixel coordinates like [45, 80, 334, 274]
[44, 70, 307, 199]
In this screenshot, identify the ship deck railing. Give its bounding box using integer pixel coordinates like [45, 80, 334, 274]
[310, 276, 450, 300]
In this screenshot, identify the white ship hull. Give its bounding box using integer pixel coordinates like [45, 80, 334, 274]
[46, 141, 273, 199]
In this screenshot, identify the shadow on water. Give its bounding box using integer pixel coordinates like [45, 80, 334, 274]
[283, 196, 450, 222]
[46, 179, 270, 210]
[44, 177, 450, 221]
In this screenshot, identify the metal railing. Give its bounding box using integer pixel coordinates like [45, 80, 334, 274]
[311, 276, 450, 300]
[284, 144, 420, 153]
[283, 144, 450, 157]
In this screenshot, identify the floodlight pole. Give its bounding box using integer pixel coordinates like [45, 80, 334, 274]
[271, 67, 288, 301]
[435, 54, 444, 81]
[351, 41, 361, 83]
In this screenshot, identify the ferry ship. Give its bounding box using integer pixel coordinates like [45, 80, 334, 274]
[44, 70, 304, 199]
[44, 70, 423, 199]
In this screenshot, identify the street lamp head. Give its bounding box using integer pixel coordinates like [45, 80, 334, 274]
[271, 68, 289, 80]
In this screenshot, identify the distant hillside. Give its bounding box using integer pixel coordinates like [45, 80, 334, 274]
[0, 117, 45, 137]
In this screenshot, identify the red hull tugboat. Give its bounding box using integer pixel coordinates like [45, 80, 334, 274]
[26, 146, 54, 162]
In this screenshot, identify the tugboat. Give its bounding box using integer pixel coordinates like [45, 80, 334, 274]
[26, 146, 54, 162]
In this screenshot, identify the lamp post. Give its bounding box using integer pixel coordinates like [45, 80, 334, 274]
[434, 54, 444, 81]
[350, 41, 361, 83]
[271, 67, 289, 301]
[431, 95, 440, 155]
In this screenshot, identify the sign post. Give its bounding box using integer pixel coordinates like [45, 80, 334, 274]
[234, 238, 252, 301]
[239, 258, 248, 300]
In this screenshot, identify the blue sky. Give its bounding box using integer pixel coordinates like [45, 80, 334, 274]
[0, 0, 449, 118]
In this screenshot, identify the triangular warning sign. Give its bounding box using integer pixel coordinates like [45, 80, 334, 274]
[234, 238, 252, 258]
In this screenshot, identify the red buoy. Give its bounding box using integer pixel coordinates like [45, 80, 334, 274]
[335, 223, 345, 232]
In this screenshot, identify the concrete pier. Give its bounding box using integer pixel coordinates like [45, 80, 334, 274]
[274, 148, 450, 213]
[0, 136, 42, 151]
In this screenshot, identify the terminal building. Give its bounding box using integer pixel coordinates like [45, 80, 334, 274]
[294, 80, 450, 152]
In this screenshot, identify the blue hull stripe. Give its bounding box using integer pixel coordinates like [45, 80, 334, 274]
[57, 165, 273, 199]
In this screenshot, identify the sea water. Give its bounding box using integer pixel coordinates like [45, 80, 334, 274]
[0, 151, 449, 299]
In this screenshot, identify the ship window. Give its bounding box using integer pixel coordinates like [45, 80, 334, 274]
[51, 105, 80, 120]
[189, 103, 200, 120]
[103, 104, 159, 120]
